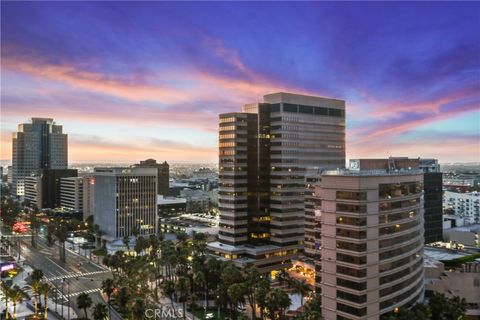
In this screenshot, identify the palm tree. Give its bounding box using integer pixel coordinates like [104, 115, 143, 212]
[77, 292, 93, 319]
[40, 282, 53, 319]
[101, 278, 115, 319]
[254, 279, 270, 320]
[176, 276, 190, 319]
[9, 285, 29, 319]
[27, 279, 42, 316]
[91, 303, 108, 320]
[29, 213, 40, 248]
[243, 265, 261, 320]
[1, 282, 12, 319]
[55, 224, 68, 262]
[123, 235, 131, 252]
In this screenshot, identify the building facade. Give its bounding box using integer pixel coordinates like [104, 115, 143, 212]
[24, 169, 78, 210]
[315, 169, 424, 319]
[93, 167, 158, 240]
[134, 159, 169, 196]
[444, 191, 480, 225]
[60, 177, 84, 212]
[208, 92, 346, 272]
[12, 118, 67, 195]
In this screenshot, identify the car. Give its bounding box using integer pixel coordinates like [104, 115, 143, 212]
[205, 313, 214, 319]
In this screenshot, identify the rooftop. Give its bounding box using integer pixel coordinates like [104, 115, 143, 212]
[323, 168, 424, 176]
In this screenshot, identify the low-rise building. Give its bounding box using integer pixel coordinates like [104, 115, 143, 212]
[424, 257, 480, 317]
[443, 224, 480, 248]
[444, 191, 480, 225]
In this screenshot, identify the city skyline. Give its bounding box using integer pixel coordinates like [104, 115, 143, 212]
[1, 2, 479, 163]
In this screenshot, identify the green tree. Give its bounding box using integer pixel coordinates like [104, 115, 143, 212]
[292, 279, 310, 307]
[243, 265, 261, 320]
[40, 282, 53, 319]
[227, 283, 247, 320]
[265, 288, 291, 320]
[176, 276, 190, 319]
[91, 303, 108, 320]
[9, 285, 29, 319]
[101, 278, 115, 319]
[131, 298, 146, 319]
[1, 282, 12, 320]
[254, 278, 270, 320]
[77, 292, 93, 319]
[54, 224, 68, 262]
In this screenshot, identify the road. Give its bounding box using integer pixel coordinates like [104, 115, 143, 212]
[11, 234, 122, 319]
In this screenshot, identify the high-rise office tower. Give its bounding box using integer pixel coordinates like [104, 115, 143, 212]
[134, 159, 170, 196]
[315, 167, 424, 319]
[208, 92, 346, 272]
[419, 159, 443, 244]
[12, 118, 67, 195]
[93, 167, 158, 240]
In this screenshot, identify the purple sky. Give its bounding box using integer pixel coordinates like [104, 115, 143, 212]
[1, 2, 479, 163]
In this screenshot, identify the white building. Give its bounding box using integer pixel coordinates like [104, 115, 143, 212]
[443, 191, 480, 224]
[93, 167, 158, 241]
[60, 177, 84, 212]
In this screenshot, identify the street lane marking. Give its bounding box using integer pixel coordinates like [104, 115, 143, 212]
[66, 288, 102, 297]
[46, 270, 111, 281]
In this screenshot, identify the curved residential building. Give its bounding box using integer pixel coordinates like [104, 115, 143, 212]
[316, 168, 424, 320]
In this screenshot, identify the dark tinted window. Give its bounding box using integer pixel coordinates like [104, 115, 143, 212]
[329, 108, 343, 117]
[314, 107, 328, 115]
[270, 104, 280, 112]
[299, 105, 314, 114]
[283, 103, 298, 113]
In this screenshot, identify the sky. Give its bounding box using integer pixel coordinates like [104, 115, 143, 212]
[1, 2, 479, 164]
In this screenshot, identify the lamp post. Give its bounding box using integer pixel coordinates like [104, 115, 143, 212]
[217, 295, 220, 320]
[66, 280, 70, 320]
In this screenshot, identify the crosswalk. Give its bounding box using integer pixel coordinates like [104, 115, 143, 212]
[66, 288, 102, 297]
[46, 270, 110, 281]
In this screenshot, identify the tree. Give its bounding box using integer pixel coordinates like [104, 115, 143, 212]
[123, 235, 131, 252]
[243, 265, 261, 320]
[9, 285, 29, 319]
[429, 293, 467, 320]
[77, 292, 93, 319]
[40, 282, 53, 319]
[131, 298, 146, 319]
[265, 288, 291, 320]
[55, 224, 68, 263]
[101, 278, 115, 319]
[176, 276, 190, 319]
[227, 283, 247, 320]
[31, 269, 44, 282]
[27, 279, 42, 316]
[296, 294, 322, 320]
[1, 282, 12, 319]
[92, 303, 108, 320]
[29, 213, 40, 248]
[292, 279, 310, 307]
[254, 278, 270, 320]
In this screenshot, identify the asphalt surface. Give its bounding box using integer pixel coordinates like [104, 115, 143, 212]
[11, 234, 122, 319]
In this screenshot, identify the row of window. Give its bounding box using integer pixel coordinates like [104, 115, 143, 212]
[337, 265, 367, 278]
[379, 209, 419, 224]
[273, 103, 345, 118]
[379, 218, 420, 236]
[379, 182, 422, 199]
[379, 198, 421, 211]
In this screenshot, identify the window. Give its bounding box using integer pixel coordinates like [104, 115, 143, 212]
[270, 103, 280, 112]
[299, 105, 314, 114]
[337, 203, 367, 213]
[329, 108, 344, 117]
[314, 107, 328, 115]
[337, 191, 367, 201]
[283, 103, 298, 113]
[337, 216, 366, 226]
